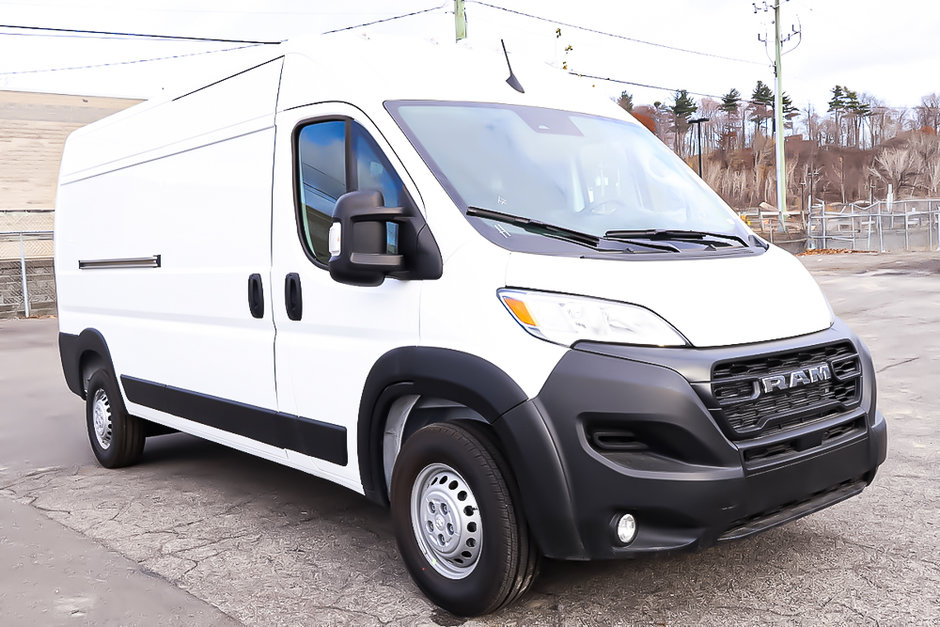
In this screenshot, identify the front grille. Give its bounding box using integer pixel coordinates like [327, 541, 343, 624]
[711, 341, 862, 439]
[741, 417, 866, 466]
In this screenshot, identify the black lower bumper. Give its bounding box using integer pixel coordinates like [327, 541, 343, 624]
[495, 321, 887, 560]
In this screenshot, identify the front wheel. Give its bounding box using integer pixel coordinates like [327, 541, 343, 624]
[390, 421, 540, 616]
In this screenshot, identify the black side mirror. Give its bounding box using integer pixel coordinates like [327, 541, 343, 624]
[328, 190, 406, 286]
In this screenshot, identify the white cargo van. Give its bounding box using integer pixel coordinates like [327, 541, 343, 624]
[55, 36, 887, 616]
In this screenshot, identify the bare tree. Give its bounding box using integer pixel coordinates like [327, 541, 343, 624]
[866, 99, 889, 148]
[915, 93, 940, 132]
[801, 104, 823, 144]
[885, 107, 910, 138]
[923, 155, 940, 196]
[871, 146, 920, 197]
[908, 132, 940, 194]
[821, 115, 841, 146]
[697, 98, 721, 153]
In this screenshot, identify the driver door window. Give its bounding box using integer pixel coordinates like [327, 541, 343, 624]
[296, 120, 407, 264]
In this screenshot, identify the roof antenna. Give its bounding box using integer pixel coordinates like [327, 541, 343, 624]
[501, 40, 525, 94]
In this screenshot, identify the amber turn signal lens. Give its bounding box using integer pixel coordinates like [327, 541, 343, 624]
[502, 296, 537, 327]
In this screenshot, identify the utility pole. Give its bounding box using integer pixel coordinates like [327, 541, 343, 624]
[455, 0, 467, 41]
[756, 1, 798, 232]
[808, 168, 819, 209]
[688, 117, 710, 177]
[772, 2, 786, 231]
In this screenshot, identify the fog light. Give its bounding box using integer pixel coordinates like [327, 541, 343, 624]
[616, 514, 637, 544]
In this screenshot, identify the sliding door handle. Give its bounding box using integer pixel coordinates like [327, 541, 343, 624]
[247, 273, 264, 319]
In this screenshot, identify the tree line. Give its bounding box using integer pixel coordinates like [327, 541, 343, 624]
[618, 84, 940, 207]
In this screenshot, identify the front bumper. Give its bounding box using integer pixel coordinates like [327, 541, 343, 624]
[495, 319, 887, 560]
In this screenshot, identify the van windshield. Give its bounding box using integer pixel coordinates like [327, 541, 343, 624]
[387, 101, 749, 252]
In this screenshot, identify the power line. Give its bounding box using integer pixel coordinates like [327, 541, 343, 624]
[0, 30, 143, 41]
[468, 1, 765, 66]
[0, 24, 279, 44]
[0, 5, 448, 77]
[0, 43, 264, 76]
[572, 72, 767, 107]
[575, 72, 728, 101]
[322, 3, 447, 34]
[0, 0, 427, 17]
[0, 6, 764, 104]
[0, 3, 447, 44]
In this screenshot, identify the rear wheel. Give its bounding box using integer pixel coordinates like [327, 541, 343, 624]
[85, 369, 145, 468]
[391, 421, 540, 616]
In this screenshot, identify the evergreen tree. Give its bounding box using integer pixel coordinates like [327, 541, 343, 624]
[720, 88, 741, 114]
[617, 91, 634, 113]
[828, 85, 848, 145]
[669, 90, 697, 156]
[750, 81, 774, 137]
[781, 92, 800, 131]
[844, 88, 871, 147]
[720, 88, 742, 150]
[830, 85, 871, 147]
[752, 81, 774, 107]
[828, 85, 847, 113]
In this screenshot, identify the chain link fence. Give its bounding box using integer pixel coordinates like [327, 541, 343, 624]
[0, 210, 56, 318]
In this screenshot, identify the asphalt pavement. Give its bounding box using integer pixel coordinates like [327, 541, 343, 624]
[1, 252, 938, 626]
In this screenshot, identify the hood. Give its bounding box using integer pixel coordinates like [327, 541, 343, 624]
[504, 246, 833, 348]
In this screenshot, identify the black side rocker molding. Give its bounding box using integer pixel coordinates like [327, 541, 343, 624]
[61, 330, 347, 466]
[121, 376, 348, 466]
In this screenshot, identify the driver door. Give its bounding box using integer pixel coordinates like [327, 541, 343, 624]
[270, 103, 423, 491]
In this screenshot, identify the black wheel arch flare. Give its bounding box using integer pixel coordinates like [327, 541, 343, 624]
[59, 328, 117, 399]
[357, 346, 586, 558]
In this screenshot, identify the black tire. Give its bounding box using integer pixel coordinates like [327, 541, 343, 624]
[85, 369, 145, 468]
[391, 421, 540, 617]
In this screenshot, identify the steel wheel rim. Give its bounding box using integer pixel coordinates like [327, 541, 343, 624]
[92, 388, 113, 450]
[410, 462, 483, 580]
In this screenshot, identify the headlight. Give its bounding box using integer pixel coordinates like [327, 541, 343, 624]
[498, 289, 688, 347]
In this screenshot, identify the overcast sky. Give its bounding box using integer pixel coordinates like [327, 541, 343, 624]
[0, 0, 937, 113]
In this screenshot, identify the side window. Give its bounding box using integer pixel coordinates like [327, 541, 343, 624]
[297, 121, 346, 264]
[353, 125, 404, 209]
[296, 119, 408, 265]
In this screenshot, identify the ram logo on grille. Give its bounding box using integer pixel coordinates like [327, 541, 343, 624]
[760, 363, 832, 394]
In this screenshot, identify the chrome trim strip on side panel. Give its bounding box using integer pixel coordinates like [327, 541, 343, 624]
[78, 255, 161, 270]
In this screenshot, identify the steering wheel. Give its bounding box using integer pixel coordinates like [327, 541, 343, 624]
[580, 198, 631, 216]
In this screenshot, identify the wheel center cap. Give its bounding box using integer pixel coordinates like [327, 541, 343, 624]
[435, 515, 445, 530]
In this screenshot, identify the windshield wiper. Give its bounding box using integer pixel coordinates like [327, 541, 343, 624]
[604, 229, 748, 248]
[466, 206, 600, 249]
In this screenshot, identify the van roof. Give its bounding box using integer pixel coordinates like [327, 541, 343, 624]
[58, 35, 634, 182]
[276, 34, 626, 118]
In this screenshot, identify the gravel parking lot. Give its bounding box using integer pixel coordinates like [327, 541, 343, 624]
[1, 252, 938, 626]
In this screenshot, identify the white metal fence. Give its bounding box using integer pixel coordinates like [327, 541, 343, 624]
[740, 199, 940, 253]
[806, 199, 940, 252]
[0, 210, 56, 318]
